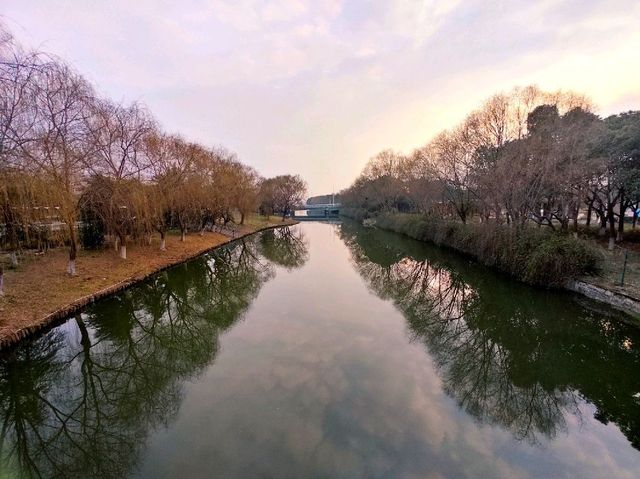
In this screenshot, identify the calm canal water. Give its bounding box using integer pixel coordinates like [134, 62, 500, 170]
[1, 222, 640, 478]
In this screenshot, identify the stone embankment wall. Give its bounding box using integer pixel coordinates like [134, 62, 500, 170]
[566, 280, 640, 318]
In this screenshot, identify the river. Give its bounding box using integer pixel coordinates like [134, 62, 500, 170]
[1, 222, 639, 478]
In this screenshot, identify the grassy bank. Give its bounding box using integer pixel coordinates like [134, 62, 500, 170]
[346, 211, 600, 287]
[0, 215, 295, 348]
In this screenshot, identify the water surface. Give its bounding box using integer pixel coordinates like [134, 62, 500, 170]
[1, 222, 639, 478]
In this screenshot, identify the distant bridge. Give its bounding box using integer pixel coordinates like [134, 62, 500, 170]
[292, 203, 341, 220]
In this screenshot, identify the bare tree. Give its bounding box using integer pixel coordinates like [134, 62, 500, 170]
[234, 163, 260, 225]
[260, 175, 306, 221]
[85, 99, 154, 259]
[0, 32, 44, 270]
[22, 61, 94, 275]
[430, 127, 477, 223]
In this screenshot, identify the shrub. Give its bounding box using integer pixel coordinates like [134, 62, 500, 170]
[340, 207, 370, 222]
[522, 233, 600, 285]
[373, 213, 600, 287]
[80, 207, 106, 250]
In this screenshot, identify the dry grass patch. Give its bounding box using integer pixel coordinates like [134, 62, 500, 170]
[0, 216, 294, 343]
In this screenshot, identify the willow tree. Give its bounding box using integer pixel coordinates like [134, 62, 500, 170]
[258, 177, 276, 217]
[260, 174, 306, 221]
[203, 148, 258, 227]
[23, 61, 94, 275]
[85, 99, 154, 259]
[0, 32, 42, 274]
[146, 132, 180, 250]
[166, 138, 204, 241]
[0, 171, 45, 296]
[201, 147, 234, 228]
[232, 163, 260, 225]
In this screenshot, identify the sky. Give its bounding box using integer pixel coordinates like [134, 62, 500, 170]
[3, 0, 640, 196]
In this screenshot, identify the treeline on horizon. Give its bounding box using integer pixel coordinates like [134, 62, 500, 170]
[0, 25, 306, 288]
[342, 85, 640, 243]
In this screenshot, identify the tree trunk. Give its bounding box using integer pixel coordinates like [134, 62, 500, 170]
[617, 192, 625, 242]
[458, 207, 467, 224]
[9, 251, 17, 268]
[119, 234, 127, 259]
[561, 217, 568, 232]
[68, 224, 77, 276]
[599, 211, 607, 236]
[240, 212, 245, 225]
[160, 231, 166, 251]
[586, 202, 592, 227]
[67, 258, 76, 276]
[0, 265, 4, 296]
[633, 205, 638, 229]
[608, 203, 616, 250]
[181, 229, 186, 242]
[5, 210, 19, 268]
[561, 204, 569, 232]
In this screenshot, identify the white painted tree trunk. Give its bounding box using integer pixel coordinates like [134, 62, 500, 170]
[120, 244, 127, 259]
[0, 270, 4, 296]
[160, 238, 166, 251]
[9, 251, 18, 268]
[181, 231, 186, 242]
[114, 237, 120, 252]
[608, 237, 615, 251]
[67, 259, 77, 276]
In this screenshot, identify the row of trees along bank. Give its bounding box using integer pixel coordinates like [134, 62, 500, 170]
[341, 86, 640, 286]
[0, 25, 306, 295]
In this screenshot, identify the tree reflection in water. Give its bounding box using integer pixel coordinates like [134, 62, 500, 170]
[0, 229, 308, 479]
[259, 227, 309, 270]
[340, 220, 640, 450]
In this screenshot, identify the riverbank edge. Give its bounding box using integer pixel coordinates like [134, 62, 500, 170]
[566, 280, 640, 317]
[342, 212, 640, 319]
[0, 221, 297, 350]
